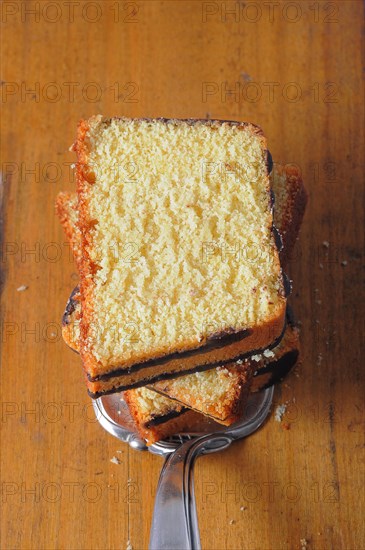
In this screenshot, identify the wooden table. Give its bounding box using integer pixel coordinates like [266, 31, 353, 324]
[1, 1, 364, 548]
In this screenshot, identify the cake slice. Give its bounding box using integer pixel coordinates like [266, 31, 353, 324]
[57, 155, 304, 440]
[74, 116, 286, 394]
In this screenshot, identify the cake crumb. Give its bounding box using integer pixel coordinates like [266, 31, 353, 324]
[126, 540, 133, 550]
[251, 354, 262, 362]
[319, 263, 323, 269]
[317, 354, 323, 366]
[275, 404, 287, 422]
[300, 538, 308, 549]
[240, 506, 247, 511]
[240, 72, 252, 82]
[217, 366, 229, 375]
[17, 285, 28, 292]
[341, 260, 347, 266]
[263, 349, 275, 359]
[322, 241, 329, 248]
[282, 422, 291, 430]
[229, 519, 235, 525]
[110, 456, 121, 465]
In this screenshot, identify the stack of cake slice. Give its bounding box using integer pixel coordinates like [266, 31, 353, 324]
[57, 116, 306, 444]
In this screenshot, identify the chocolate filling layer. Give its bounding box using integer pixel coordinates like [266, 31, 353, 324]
[145, 408, 189, 428]
[88, 327, 253, 382]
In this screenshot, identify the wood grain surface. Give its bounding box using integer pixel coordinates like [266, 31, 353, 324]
[1, 1, 364, 549]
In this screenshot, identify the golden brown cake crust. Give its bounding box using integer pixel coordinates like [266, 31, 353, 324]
[75, 116, 286, 382]
[55, 191, 82, 265]
[74, 117, 97, 380]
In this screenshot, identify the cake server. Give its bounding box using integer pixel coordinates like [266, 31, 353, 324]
[92, 385, 274, 550]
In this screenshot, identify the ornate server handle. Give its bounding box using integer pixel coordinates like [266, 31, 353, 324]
[149, 434, 232, 550]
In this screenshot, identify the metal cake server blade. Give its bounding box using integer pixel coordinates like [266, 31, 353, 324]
[92, 385, 274, 550]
